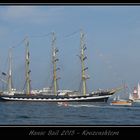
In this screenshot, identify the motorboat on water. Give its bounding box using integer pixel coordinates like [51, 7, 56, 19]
[110, 96, 132, 106]
[110, 99, 132, 106]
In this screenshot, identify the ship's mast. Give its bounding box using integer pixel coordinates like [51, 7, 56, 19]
[25, 37, 31, 95]
[80, 30, 89, 96]
[8, 47, 12, 93]
[52, 32, 59, 95]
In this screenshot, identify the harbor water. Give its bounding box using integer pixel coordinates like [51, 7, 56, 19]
[0, 101, 140, 125]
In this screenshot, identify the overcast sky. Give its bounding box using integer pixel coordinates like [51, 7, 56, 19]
[0, 5, 140, 92]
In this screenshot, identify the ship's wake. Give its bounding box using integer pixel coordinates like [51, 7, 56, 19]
[58, 102, 140, 110]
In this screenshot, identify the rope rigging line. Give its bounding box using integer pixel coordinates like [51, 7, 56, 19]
[11, 38, 26, 49]
[64, 29, 81, 38]
[29, 32, 52, 38]
[9, 32, 52, 50]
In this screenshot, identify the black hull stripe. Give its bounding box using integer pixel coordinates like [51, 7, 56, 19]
[0, 95, 110, 102]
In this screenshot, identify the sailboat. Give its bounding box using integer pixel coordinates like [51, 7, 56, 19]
[0, 31, 117, 102]
[110, 83, 133, 106]
[129, 83, 140, 103]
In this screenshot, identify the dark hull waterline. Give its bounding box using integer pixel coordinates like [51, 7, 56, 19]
[0, 94, 112, 102]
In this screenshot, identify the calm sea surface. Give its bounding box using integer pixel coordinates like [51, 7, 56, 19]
[0, 100, 140, 125]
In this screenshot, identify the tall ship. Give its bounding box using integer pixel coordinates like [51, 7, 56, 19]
[0, 31, 118, 102]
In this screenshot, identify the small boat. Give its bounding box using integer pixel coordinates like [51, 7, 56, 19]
[110, 99, 132, 106]
[110, 83, 134, 106]
[110, 96, 132, 106]
[57, 102, 68, 106]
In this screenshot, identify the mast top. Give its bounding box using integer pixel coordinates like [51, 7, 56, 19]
[24, 36, 29, 47]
